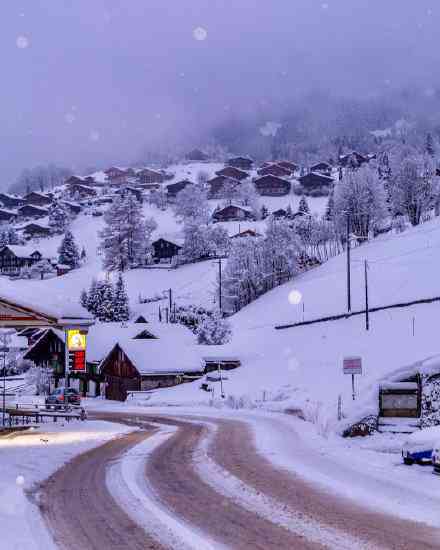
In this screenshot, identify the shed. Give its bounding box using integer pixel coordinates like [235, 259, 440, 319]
[152, 237, 183, 262]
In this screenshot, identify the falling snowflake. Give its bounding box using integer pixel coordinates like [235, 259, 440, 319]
[16, 475, 25, 486]
[321, 3, 329, 9]
[65, 112, 76, 124]
[288, 289, 302, 305]
[260, 121, 282, 137]
[287, 357, 300, 373]
[89, 130, 100, 142]
[193, 27, 208, 41]
[16, 35, 29, 49]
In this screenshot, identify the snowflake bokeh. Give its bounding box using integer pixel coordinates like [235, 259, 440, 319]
[16, 35, 29, 49]
[193, 27, 208, 41]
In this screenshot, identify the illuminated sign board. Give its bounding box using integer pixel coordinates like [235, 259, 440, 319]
[67, 329, 87, 351]
[69, 350, 86, 372]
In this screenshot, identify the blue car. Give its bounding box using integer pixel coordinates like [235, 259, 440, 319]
[401, 427, 440, 465]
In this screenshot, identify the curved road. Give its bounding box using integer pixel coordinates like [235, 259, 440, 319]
[37, 412, 440, 550]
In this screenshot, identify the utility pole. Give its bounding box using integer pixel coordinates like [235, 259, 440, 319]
[218, 258, 222, 314]
[346, 214, 351, 313]
[364, 259, 369, 331]
[168, 288, 172, 321]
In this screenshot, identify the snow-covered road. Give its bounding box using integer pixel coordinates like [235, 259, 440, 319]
[36, 409, 440, 549]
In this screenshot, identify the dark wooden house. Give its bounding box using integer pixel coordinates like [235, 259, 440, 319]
[68, 183, 97, 199]
[99, 340, 203, 401]
[230, 229, 261, 239]
[310, 162, 332, 176]
[60, 200, 82, 215]
[227, 156, 254, 171]
[23, 328, 66, 385]
[208, 176, 240, 199]
[212, 204, 254, 222]
[0, 208, 17, 223]
[0, 193, 26, 209]
[186, 149, 209, 161]
[166, 180, 193, 202]
[339, 152, 369, 168]
[137, 168, 171, 185]
[104, 167, 129, 185]
[298, 172, 334, 191]
[254, 175, 291, 196]
[24, 192, 53, 207]
[257, 164, 292, 178]
[277, 161, 298, 173]
[215, 166, 249, 181]
[0, 245, 42, 275]
[17, 204, 49, 219]
[152, 238, 182, 263]
[20, 222, 51, 239]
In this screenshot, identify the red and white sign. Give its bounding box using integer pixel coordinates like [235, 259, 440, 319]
[343, 356, 362, 375]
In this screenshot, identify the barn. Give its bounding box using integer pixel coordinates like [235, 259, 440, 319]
[254, 175, 291, 196]
[92, 322, 202, 401]
[18, 204, 50, 219]
[152, 237, 183, 263]
[310, 162, 332, 176]
[19, 222, 51, 239]
[166, 180, 193, 202]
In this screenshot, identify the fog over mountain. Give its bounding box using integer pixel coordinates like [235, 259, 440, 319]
[2, 0, 439, 183]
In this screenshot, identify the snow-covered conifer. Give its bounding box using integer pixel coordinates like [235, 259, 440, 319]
[113, 273, 130, 322]
[48, 202, 69, 234]
[173, 183, 210, 225]
[298, 196, 310, 215]
[58, 230, 80, 268]
[197, 312, 232, 345]
[95, 279, 115, 322]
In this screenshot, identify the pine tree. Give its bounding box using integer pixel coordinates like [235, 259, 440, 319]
[58, 230, 80, 268]
[113, 274, 130, 322]
[325, 191, 335, 221]
[426, 133, 435, 157]
[95, 279, 115, 322]
[298, 196, 310, 215]
[86, 278, 99, 316]
[48, 202, 69, 234]
[421, 376, 440, 427]
[99, 194, 156, 271]
[80, 288, 88, 309]
[286, 204, 293, 219]
[197, 312, 232, 345]
[260, 204, 269, 219]
[80, 246, 87, 262]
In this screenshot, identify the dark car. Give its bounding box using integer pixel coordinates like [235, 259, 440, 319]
[45, 387, 81, 409]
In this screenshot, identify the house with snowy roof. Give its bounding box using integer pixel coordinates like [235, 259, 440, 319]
[215, 166, 249, 181]
[254, 175, 291, 196]
[207, 175, 240, 199]
[0, 208, 18, 223]
[24, 191, 53, 207]
[17, 204, 50, 220]
[227, 156, 254, 170]
[257, 163, 292, 178]
[212, 203, 254, 222]
[151, 237, 183, 263]
[0, 245, 43, 275]
[0, 192, 27, 209]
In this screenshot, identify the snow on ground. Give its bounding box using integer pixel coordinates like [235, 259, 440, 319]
[0, 419, 135, 550]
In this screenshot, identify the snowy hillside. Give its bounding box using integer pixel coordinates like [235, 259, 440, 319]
[145, 215, 440, 423]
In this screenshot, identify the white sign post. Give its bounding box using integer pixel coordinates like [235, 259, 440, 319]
[343, 356, 362, 401]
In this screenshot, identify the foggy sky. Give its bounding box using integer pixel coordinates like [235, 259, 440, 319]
[1, 0, 439, 182]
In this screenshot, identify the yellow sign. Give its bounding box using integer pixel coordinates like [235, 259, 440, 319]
[67, 329, 87, 351]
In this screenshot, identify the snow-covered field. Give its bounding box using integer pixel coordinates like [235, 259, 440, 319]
[0, 419, 134, 549]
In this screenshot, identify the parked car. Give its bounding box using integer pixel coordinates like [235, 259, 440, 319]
[402, 426, 440, 465]
[45, 387, 81, 409]
[432, 443, 440, 475]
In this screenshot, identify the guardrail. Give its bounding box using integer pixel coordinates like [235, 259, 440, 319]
[4, 402, 87, 427]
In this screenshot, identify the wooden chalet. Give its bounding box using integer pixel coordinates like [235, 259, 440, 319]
[257, 164, 292, 178]
[104, 167, 130, 185]
[254, 175, 291, 196]
[166, 180, 193, 202]
[18, 204, 49, 219]
[0, 208, 17, 223]
[24, 192, 53, 207]
[23, 328, 66, 386]
[65, 175, 96, 187]
[215, 166, 249, 181]
[0, 245, 43, 275]
[152, 237, 182, 263]
[60, 200, 82, 215]
[186, 149, 209, 161]
[213, 204, 254, 222]
[310, 162, 332, 176]
[137, 168, 171, 185]
[203, 356, 241, 373]
[0, 193, 26, 209]
[116, 186, 143, 202]
[298, 172, 334, 191]
[339, 152, 369, 168]
[272, 208, 289, 219]
[277, 161, 298, 173]
[68, 183, 97, 199]
[207, 176, 240, 199]
[20, 222, 51, 239]
[227, 156, 254, 171]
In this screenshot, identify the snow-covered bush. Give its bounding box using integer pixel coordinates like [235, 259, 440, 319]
[421, 376, 440, 428]
[196, 312, 232, 345]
